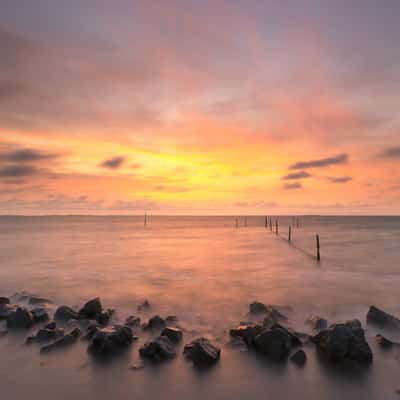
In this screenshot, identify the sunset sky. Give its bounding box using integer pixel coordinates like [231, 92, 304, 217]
[1, 0, 399, 214]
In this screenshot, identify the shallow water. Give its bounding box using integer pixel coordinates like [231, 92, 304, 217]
[1, 215, 400, 399]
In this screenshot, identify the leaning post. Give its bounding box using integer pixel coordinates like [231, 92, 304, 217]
[316, 234, 321, 262]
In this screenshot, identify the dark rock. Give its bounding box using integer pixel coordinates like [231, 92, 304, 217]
[125, 315, 141, 327]
[290, 349, 307, 366]
[139, 336, 176, 361]
[7, 307, 34, 328]
[88, 325, 134, 355]
[253, 326, 292, 360]
[143, 315, 165, 330]
[367, 306, 400, 329]
[27, 327, 64, 343]
[83, 322, 100, 340]
[161, 327, 183, 343]
[31, 308, 49, 322]
[137, 300, 151, 312]
[229, 324, 263, 345]
[54, 306, 79, 321]
[165, 315, 178, 325]
[28, 296, 52, 305]
[40, 327, 81, 353]
[306, 316, 328, 331]
[375, 334, 394, 349]
[78, 298, 102, 319]
[184, 337, 221, 366]
[249, 301, 267, 314]
[0, 297, 10, 305]
[44, 321, 57, 330]
[97, 309, 113, 325]
[312, 321, 372, 363]
[0, 304, 16, 319]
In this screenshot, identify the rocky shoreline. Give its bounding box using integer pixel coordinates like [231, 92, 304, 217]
[1, 292, 400, 370]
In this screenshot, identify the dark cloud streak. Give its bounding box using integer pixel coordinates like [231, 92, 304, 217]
[289, 153, 348, 170]
[282, 170, 311, 180]
[100, 156, 125, 170]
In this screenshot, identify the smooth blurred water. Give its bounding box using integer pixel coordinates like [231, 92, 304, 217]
[0, 215, 400, 399]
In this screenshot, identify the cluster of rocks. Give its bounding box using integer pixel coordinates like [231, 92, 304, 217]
[2, 293, 400, 371]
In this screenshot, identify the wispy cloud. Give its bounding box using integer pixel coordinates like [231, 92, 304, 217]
[0, 165, 39, 177]
[282, 170, 311, 180]
[283, 182, 302, 190]
[379, 146, 400, 159]
[100, 156, 125, 170]
[289, 154, 348, 170]
[327, 176, 352, 183]
[0, 148, 58, 162]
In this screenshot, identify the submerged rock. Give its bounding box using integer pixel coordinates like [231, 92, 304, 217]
[139, 336, 176, 361]
[97, 309, 114, 326]
[78, 298, 102, 319]
[165, 315, 178, 325]
[54, 306, 79, 321]
[0, 304, 16, 319]
[27, 326, 64, 344]
[312, 320, 372, 363]
[253, 326, 292, 360]
[306, 316, 328, 331]
[249, 301, 268, 314]
[375, 334, 395, 349]
[137, 300, 151, 312]
[367, 306, 400, 329]
[28, 296, 52, 305]
[88, 325, 135, 355]
[40, 327, 81, 353]
[229, 324, 263, 345]
[31, 308, 49, 323]
[7, 307, 34, 328]
[290, 349, 307, 366]
[125, 315, 141, 327]
[143, 315, 165, 330]
[0, 297, 10, 305]
[161, 327, 183, 343]
[184, 337, 221, 366]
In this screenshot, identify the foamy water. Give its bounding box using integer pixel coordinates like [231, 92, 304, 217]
[0, 215, 400, 399]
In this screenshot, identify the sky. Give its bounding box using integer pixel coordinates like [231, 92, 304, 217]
[0, 0, 399, 215]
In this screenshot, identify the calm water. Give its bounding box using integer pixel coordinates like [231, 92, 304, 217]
[0, 215, 400, 399]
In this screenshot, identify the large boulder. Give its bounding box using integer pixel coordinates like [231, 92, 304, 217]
[137, 300, 151, 312]
[139, 336, 176, 361]
[78, 298, 102, 319]
[312, 320, 372, 363]
[230, 324, 263, 345]
[40, 327, 80, 353]
[7, 307, 34, 328]
[253, 326, 292, 360]
[54, 305, 79, 321]
[88, 325, 134, 355]
[367, 306, 400, 329]
[161, 327, 183, 343]
[184, 337, 221, 366]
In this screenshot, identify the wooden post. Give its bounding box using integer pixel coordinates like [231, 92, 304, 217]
[235, 217, 238, 228]
[269, 218, 272, 231]
[265, 216, 268, 229]
[244, 216, 247, 227]
[288, 226, 291, 243]
[144, 211, 147, 226]
[275, 220, 278, 235]
[316, 234, 320, 261]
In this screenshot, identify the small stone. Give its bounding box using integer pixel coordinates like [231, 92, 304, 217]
[290, 349, 307, 366]
[40, 327, 81, 353]
[78, 298, 102, 319]
[139, 336, 176, 361]
[249, 301, 268, 314]
[143, 315, 165, 330]
[229, 324, 263, 345]
[165, 315, 178, 325]
[44, 321, 57, 330]
[137, 300, 151, 312]
[27, 327, 64, 343]
[54, 305, 79, 321]
[161, 327, 183, 343]
[367, 306, 400, 329]
[184, 337, 221, 366]
[7, 307, 34, 328]
[31, 308, 49, 322]
[125, 315, 141, 327]
[376, 334, 394, 349]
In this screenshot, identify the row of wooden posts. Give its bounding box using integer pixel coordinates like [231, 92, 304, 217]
[236, 216, 321, 262]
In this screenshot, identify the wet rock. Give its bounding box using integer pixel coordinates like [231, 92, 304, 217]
[165, 315, 178, 325]
[229, 324, 263, 345]
[137, 300, 151, 312]
[367, 306, 400, 329]
[253, 326, 292, 360]
[312, 320, 372, 363]
[375, 334, 394, 349]
[83, 322, 100, 340]
[97, 309, 113, 325]
[290, 349, 307, 366]
[31, 308, 49, 323]
[54, 305, 79, 321]
[78, 297, 102, 319]
[249, 301, 268, 314]
[7, 307, 34, 328]
[262, 306, 288, 328]
[27, 327, 64, 343]
[88, 325, 134, 355]
[125, 315, 141, 327]
[44, 321, 57, 330]
[161, 327, 183, 343]
[139, 335, 176, 361]
[306, 316, 328, 331]
[0, 297, 10, 305]
[0, 304, 16, 319]
[143, 315, 165, 330]
[40, 327, 81, 353]
[184, 337, 221, 366]
[28, 296, 52, 305]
